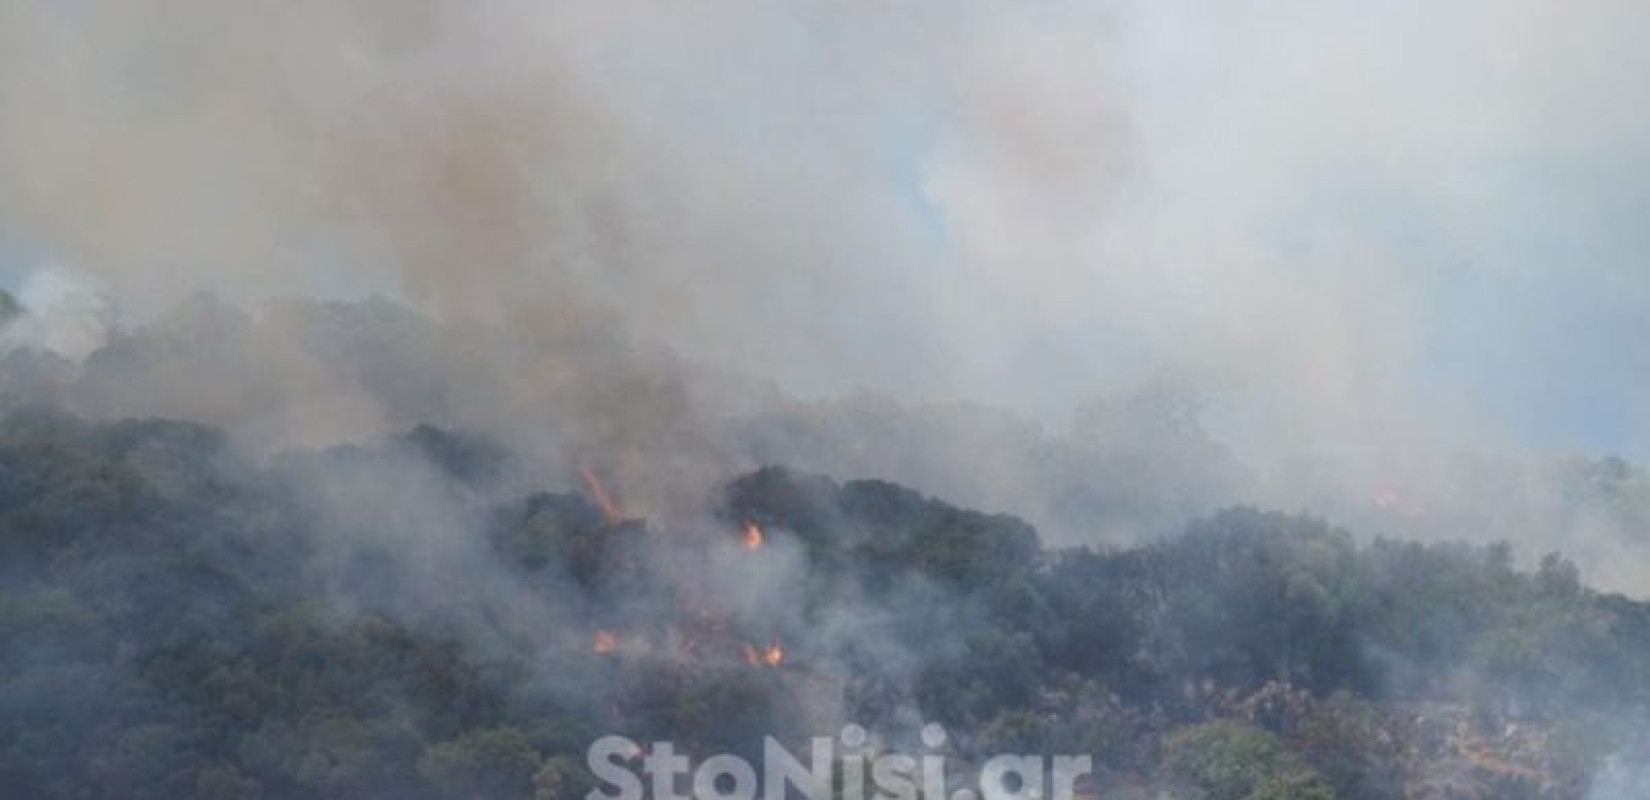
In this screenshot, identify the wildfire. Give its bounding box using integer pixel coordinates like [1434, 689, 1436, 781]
[593, 630, 618, 654]
[742, 521, 763, 551]
[744, 642, 785, 668]
[578, 464, 624, 524]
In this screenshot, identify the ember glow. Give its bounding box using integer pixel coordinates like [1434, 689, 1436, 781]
[578, 465, 624, 524]
[742, 521, 763, 551]
[743, 642, 784, 668]
[593, 630, 618, 654]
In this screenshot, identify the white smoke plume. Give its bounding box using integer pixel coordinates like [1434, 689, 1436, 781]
[1, 0, 1648, 588]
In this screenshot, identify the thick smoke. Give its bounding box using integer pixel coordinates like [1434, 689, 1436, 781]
[1, 0, 1649, 584]
[2, 7, 1650, 795]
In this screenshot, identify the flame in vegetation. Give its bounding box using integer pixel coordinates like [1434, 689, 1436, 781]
[744, 642, 784, 668]
[593, 630, 618, 654]
[578, 465, 624, 524]
[742, 521, 763, 551]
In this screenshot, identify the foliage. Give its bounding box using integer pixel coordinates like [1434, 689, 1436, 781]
[1164, 722, 1295, 800]
[0, 414, 1645, 799]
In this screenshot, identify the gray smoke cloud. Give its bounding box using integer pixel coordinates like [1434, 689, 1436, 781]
[1, 0, 1649, 591]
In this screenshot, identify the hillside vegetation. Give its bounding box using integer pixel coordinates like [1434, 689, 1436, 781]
[1, 413, 1646, 799]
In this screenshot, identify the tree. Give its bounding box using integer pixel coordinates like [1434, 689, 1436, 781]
[535, 754, 593, 800]
[418, 727, 542, 800]
[1163, 722, 1295, 800]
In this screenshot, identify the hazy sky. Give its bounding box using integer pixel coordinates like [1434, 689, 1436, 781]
[0, 0, 1646, 461]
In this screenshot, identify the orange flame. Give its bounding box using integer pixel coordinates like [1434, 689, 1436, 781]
[578, 465, 624, 524]
[593, 630, 618, 654]
[742, 521, 763, 551]
[743, 642, 785, 668]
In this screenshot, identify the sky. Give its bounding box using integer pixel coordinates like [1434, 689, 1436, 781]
[0, 0, 1646, 463]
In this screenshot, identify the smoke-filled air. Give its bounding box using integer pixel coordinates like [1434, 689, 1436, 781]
[1, 2, 1648, 799]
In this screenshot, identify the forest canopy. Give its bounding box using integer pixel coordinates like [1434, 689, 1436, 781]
[0, 412, 1646, 799]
